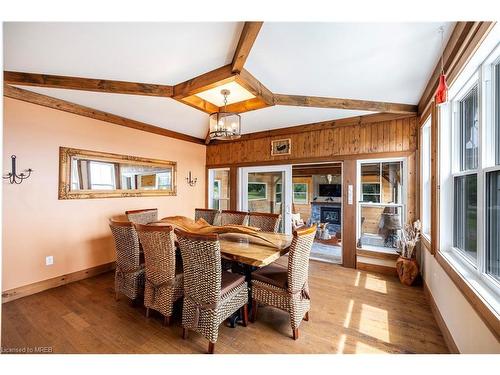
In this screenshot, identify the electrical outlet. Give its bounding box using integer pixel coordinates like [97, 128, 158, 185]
[45, 255, 54, 266]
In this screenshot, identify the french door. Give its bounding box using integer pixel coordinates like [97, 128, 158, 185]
[238, 165, 293, 234]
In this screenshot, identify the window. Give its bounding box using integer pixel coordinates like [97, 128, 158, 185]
[440, 35, 500, 311]
[212, 180, 221, 209]
[486, 171, 500, 281]
[293, 183, 308, 204]
[452, 78, 479, 263]
[496, 62, 500, 165]
[157, 172, 172, 190]
[459, 85, 479, 171]
[362, 183, 381, 203]
[453, 174, 478, 260]
[247, 182, 267, 200]
[421, 117, 432, 239]
[275, 183, 282, 203]
[357, 159, 405, 251]
[208, 168, 230, 210]
[89, 161, 116, 190]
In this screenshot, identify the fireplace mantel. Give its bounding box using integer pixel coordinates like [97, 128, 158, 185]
[310, 200, 341, 205]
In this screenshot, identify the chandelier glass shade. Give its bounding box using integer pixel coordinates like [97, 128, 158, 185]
[208, 89, 241, 141]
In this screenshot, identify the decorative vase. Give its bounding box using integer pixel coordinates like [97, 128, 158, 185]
[396, 256, 419, 286]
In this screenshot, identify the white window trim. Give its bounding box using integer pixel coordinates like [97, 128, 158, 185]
[440, 34, 500, 314]
[356, 157, 407, 250]
[420, 116, 432, 241]
[208, 168, 230, 210]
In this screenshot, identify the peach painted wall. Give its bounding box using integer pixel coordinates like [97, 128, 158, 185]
[2, 98, 206, 291]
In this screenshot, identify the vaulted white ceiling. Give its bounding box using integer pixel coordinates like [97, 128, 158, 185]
[245, 22, 454, 104]
[4, 22, 455, 139]
[4, 22, 243, 84]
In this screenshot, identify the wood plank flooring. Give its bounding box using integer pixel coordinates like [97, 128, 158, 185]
[1, 259, 449, 354]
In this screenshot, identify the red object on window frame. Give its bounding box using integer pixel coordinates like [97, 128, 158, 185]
[435, 73, 448, 105]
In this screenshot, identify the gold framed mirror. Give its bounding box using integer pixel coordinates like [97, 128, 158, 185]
[59, 147, 177, 199]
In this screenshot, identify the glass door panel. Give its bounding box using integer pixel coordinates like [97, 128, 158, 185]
[239, 165, 292, 234]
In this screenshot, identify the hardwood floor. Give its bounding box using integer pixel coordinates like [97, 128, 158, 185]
[1, 259, 449, 354]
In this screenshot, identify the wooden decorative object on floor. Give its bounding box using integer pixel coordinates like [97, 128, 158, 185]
[396, 220, 422, 286]
[396, 257, 419, 286]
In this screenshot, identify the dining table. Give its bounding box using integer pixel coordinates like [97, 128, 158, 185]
[151, 217, 293, 327]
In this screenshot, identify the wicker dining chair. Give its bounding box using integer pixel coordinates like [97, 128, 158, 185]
[250, 224, 317, 340]
[248, 212, 282, 233]
[109, 219, 145, 301]
[134, 224, 183, 325]
[194, 208, 219, 225]
[174, 228, 249, 354]
[125, 208, 158, 224]
[220, 210, 248, 226]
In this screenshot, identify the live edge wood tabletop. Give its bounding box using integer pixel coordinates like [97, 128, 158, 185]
[218, 232, 292, 267]
[150, 220, 292, 268]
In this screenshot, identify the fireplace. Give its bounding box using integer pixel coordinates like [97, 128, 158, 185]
[320, 206, 341, 225]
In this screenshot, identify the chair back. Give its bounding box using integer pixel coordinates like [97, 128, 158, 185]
[220, 210, 248, 226]
[109, 219, 141, 272]
[248, 212, 281, 233]
[134, 224, 176, 286]
[125, 208, 158, 224]
[174, 229, 221, 306]
[194, 208, 219, 225]
[287, 225, 317, 294]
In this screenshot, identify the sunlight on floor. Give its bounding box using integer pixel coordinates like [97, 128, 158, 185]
[359, 303, 390, 343]
[355, 341, 387, 354]
[364, 274, 387, 294]
[336, 334, 346, 354]
[343, 299, 355, 328]
[354, 271, 361, 287]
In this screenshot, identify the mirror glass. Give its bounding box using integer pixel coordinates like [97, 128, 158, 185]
[59, 147, 176, 199]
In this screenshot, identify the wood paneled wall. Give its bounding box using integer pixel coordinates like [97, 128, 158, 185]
[206, 114, 418, 269]
[206, 115, 418, 167]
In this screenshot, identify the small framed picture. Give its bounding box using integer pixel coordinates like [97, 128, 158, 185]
[271, 138, 291, 156]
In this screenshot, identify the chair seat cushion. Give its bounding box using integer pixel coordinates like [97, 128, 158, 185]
[252, 264, 288, 289]
[221, 271, 245, 295]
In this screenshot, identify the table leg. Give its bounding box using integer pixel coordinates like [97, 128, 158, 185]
[226, 263, 256, 328]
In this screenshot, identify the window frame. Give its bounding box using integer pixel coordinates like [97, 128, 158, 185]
[356, 157, 407, 252]
[420, 115, 432, 242]
[208, 168, 230, 210]
[440, 42, 500, 312]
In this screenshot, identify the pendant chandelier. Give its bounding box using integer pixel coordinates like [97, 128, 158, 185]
[208, 89, 241, 141]
[435, 26, 448, 105]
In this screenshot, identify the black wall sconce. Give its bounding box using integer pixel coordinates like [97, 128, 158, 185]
[3, 155, 33, 184]
[185, 171, 197, 187]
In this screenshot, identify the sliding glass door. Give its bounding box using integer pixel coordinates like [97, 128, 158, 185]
[239, 165, 292, 234]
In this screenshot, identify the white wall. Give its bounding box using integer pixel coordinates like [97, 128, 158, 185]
[421, 246, 500, 353]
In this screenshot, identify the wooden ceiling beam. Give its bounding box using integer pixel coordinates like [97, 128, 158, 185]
[273, 93, 417, 114]
[4, 71, 173, 97]
[172, 64, 237, 100]
[231, 22, 264, 73]
[236, 69, 275, 105]
[180, 95, 219, 114]
[4, 84, 204, 145]
[224, 97, 271, 114]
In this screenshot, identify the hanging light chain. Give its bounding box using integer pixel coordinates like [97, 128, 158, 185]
[439, 26, 445, 74]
